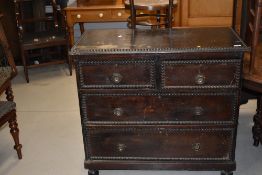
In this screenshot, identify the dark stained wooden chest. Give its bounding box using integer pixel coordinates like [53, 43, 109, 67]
[70, 28, 249, 175]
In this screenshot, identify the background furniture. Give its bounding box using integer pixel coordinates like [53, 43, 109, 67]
[181, 0, 234, 26]
[0, 0, 21, 64]
[232, 0, 248, 41]
[65, 0, 236, 47]
[14, 0, 72, 83]
[240, 0, 262, 146]
[71, 28, 248, 175]
[65, 0, 130, 47]
[231, 0, 262, 147]
[246, 0, 262, 74]
[124, 0, 176, 29]
[0, 14, 22, 159]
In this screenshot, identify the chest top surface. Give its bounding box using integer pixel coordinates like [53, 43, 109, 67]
[70, 27, 249, 55]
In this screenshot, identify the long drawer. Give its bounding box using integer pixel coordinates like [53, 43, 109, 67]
[70, 9, 129, 23]
[85, 125, 234, 161]
[81, 93, 237, 124]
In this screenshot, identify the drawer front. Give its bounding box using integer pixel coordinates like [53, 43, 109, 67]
[85, 126, 234, 161]
[76, 59, 155, 89]
[111, 9, 130, 20]
[71, 10, 111, 22]
[81, 93, 237, 124]
[161, 60, 241, 89]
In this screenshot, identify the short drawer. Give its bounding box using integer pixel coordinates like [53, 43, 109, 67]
[111, 9, 130, 20]
[81, 93, 237, 124]
[85, 126, 234, 161]
[71, 10, 111, 22]
[76, 59, 155, 89]
[161, 60, 241, 89]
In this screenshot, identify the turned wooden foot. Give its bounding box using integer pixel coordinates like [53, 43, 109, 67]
[8, 111, 22, 159]
[5, 86, 14, 102]
[252, 96, 262, 146]
[221, 171, 233, 175]
[88, 170, 99, 175]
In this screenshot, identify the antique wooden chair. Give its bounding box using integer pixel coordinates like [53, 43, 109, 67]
[241, 0, 262, 146]
[245, 0, 262, 74]
[124, 0, 177, 29]
[13, 0, 72, 83]
[0, 14, 22, 159]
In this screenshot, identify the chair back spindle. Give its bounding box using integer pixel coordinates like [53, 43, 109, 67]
[125, 0, 177, 29]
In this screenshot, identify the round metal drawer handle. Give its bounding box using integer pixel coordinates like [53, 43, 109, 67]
[76, 14, 81, 19]
[111, 73, 123, 84]
[98, 13, 104, 18]
[192, 143, 201, 152]
[117, 12, 122, 17]
[117, 143, 126, 152]
[113, 108, 123, 117]
[194, 106, 204, 116]
[195, 74, 206, 85]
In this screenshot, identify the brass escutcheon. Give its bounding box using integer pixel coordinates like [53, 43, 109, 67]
[194, 106, 204, 116]
[117, 143, 126, 152]
[192, 143, 201, 152]
[111, 73, 123, 84]
[113, 108, 123, 117]
[195, 74, 206, 85]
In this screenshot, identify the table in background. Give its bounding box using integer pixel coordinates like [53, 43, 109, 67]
[64, 0, 128, 47]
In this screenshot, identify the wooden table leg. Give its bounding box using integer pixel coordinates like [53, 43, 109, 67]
[79, 22, 85, 34]
[232, 0, 238, 30]
[68, 25, 74, 48]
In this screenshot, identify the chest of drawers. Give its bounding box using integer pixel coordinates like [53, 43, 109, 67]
[70, 28, 248, 175]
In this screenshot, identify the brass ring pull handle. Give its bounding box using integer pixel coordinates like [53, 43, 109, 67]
[76, 14, 81, 19]
[195, 74, 206, 85]
[98, 13, 104, 18]
[117, 12, 122, 17]
[117, 143, 126, 152]
[111, 73, 123, 84]
[194, 107, 204, 116]
[113, 108, 123, 117]
[192, 143, 201, 152]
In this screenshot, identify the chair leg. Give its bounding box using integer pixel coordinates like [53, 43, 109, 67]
[129, 0, 136, 29]
[66, 46, 72, 76]
[5, 85, 14, 102]
[79, 23, 85, 34]
[253, 95, 262, 146]
[21, 49, 29, 83]
[168, 0, 173, 28]
[8, 111, 22, 159]
[69, 57, 73, 76]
